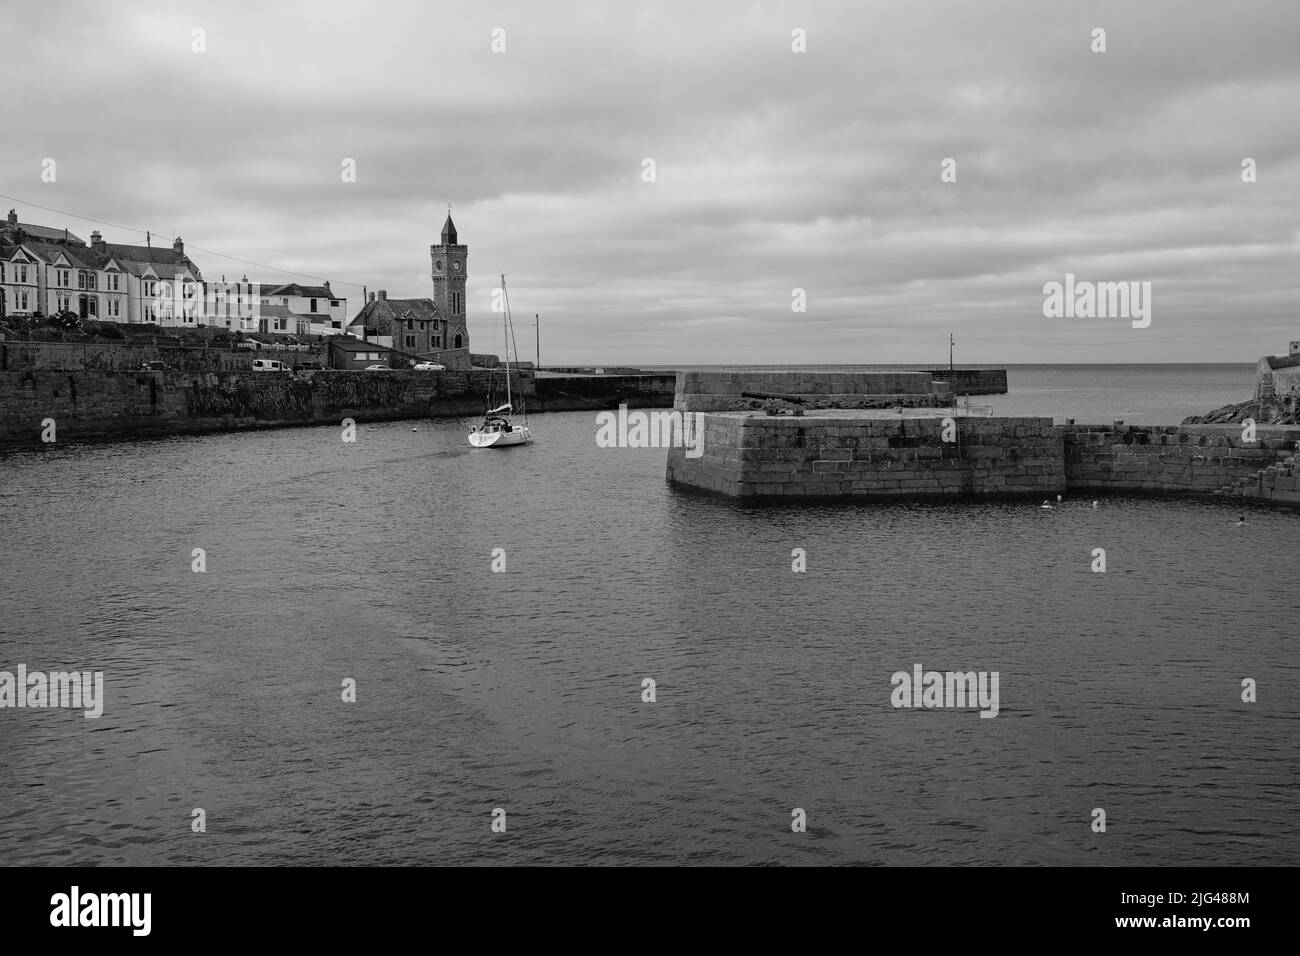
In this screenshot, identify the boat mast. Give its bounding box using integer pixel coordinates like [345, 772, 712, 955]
[501, 273, 512, 409]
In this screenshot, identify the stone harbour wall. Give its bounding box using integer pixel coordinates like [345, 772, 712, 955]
[667, 414, 1063, 498]
[667, 414, 1300, 504]
[1063, 424, 1299, 495]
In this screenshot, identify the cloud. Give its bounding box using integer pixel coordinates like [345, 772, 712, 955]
[2, 0, 1298, 362]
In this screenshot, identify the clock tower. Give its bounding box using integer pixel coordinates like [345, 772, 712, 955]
[430, 212, 469, 351]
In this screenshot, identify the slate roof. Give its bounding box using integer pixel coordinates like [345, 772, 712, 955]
[347, 297, 445, 335]
[105, 243, 202, 279]
[3, 222, 86, 244]
[265, 283, 334, 299]
[330, 337, 393, 353]
[22, 241, 109, 270]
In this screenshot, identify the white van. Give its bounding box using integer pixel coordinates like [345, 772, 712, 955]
[251, 359, 287, 372]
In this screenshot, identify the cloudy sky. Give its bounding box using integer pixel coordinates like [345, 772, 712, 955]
[3, 0, 1297, 363]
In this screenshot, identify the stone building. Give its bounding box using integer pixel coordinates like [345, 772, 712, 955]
[345, 213, 473, 367]
[430, 214, 469, 352]
[348, 290, 447, 353]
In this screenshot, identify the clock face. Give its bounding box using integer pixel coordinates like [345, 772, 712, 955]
[452, 261, 461, 272]
[435, 260, 443, 271]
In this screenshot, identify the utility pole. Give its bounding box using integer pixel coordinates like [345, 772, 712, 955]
[949, 333, 955, 371]
[535, 314, 540, 371]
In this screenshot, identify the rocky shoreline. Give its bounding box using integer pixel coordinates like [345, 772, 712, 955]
[1182, 395, 1300, 426]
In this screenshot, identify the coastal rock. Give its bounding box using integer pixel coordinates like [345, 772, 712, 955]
[1182, 395, 1300, 426]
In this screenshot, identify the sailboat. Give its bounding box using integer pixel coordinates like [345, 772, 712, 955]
[468, 274, 533, 447]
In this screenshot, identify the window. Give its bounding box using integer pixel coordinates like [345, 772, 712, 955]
[330, 300, 339, 307]
[18, 265, 28, 283]
[407, 319, 413, 330]
[20, 292, 29, 309]
[0, 264, 5, 281]
[405, 335, 415, 348]
[433, 335, 441, 348]
[110, 274, 120, 291]
[310, 299, 318, 313]
[58, 270, 70, 288]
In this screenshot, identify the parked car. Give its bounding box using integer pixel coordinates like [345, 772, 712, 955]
[363, 364, 392, 372]
[251, 359, 288, 372]
[139, 361, 174, 371]
[412, 362, 446, 371]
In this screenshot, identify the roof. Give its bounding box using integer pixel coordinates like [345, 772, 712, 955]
[105, 243, 201, 279]
[265, 283, 334, 299]
[257, 304, 298, 320]
[22, 241, 108, 270]
[441, 214, 457, 244]
[329, 337, 394, 352]
[4, 222, 86, 244]
[347, 297, 445, 334]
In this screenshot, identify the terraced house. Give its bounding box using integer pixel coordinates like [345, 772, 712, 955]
[1, 210, 201, 324]
[0, 211, 346, 332]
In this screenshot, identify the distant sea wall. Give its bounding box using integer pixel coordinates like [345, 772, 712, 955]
[533, 373, 676, 411]
[928, 368, 1007, 396]
[675, 370, 951, 412]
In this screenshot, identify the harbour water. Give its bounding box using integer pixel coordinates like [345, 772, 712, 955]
[1, 364, 1296, 866]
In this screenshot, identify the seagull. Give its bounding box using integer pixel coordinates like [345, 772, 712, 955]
[1056, 494, 1063, 503]
[1040, 500, 1053, 510]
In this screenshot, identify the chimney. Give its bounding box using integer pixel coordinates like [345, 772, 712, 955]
[173, 236, 184, 256]
[90, 230, 106, 252]
[323, 280, 331, 293]
[6, 210, 16, 226]
[377, 290, 387, 300]
[369, 292, 376, 303]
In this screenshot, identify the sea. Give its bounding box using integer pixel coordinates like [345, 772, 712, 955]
[1, 363, 1296, 866]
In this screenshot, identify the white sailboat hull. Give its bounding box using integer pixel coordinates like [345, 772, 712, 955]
[468, 425, 532, 447]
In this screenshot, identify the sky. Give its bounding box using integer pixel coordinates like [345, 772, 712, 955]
[1, 0, 1297, 364]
